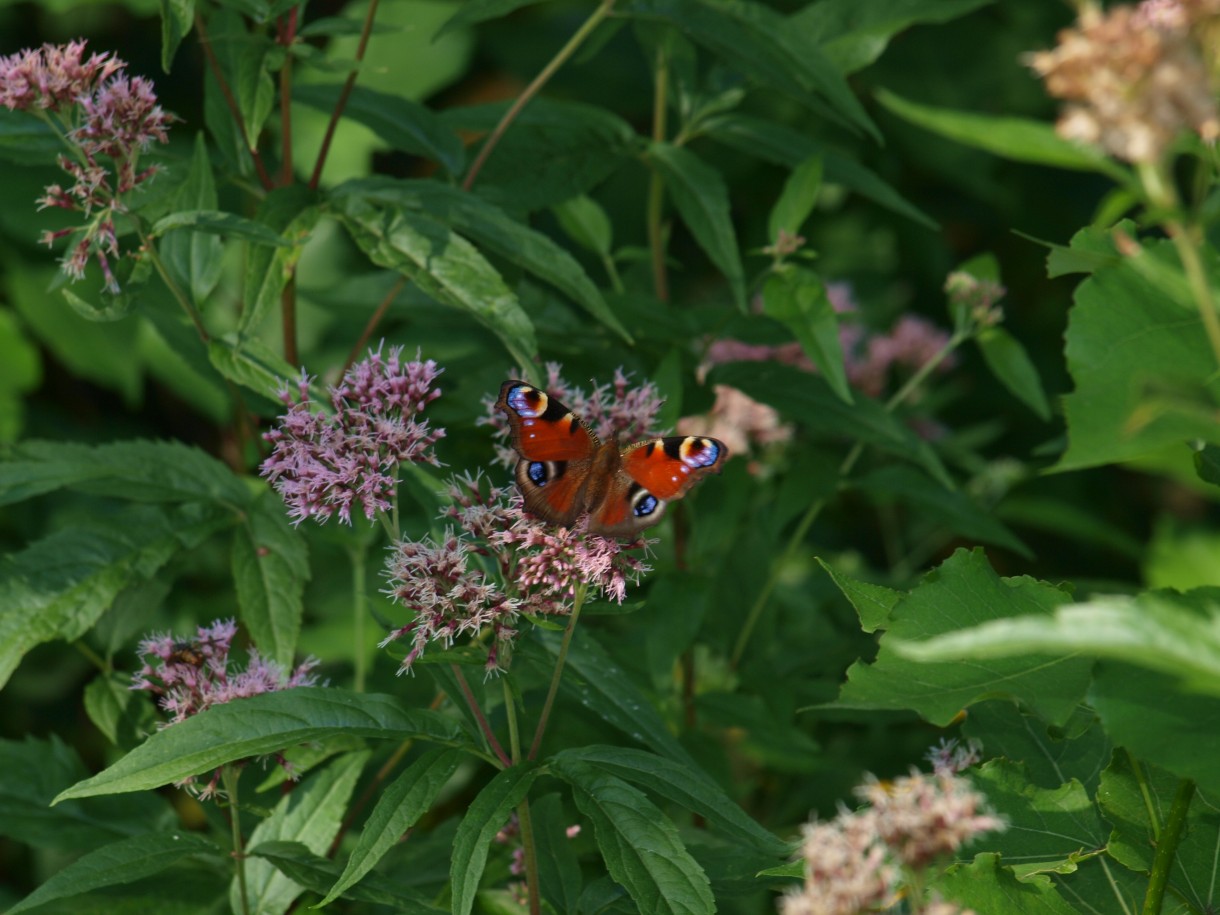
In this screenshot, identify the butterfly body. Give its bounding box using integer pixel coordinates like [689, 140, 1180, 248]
[495, 380, 727, 538]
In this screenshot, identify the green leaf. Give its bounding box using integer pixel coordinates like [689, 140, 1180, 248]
[854, 465, 1031, 557]
[0, 438, 250, 508]
[6, 831, 218, 915]
[1194, 442, 1220, 488]
[451, 763, 540, 915]
[0, 502, 231, 691]
[931, 853, 1078, 914]
[319, 747, 463, 907]
[708, 361, 954, 489]
[963, 702, 1111, 793]
[53, 688, 465, 801]
[531, 793, 584, 914]
[158, 0, 195, 71]
[621, 0, 878, 140]
[435, 0, 554, 38]
[552, 746, 790, 857]
[816, 558, 900, 633]
[160, 133, 224, 308]
[768, 155, 823, 241]
[293, 84, 464, 176]
[650, 142, 745, 309]
[151, 209, 293, 247]
[232, 490, 309, 669]
[876, 88, 1130, 182]
[762, 266, 850, 403]
[977, 327, 1052, 421]
[1055, 238, 1220, 471]
[249, 840, 444, 909]
[553, 194, 613, 257]
[837, 548, 1093, 726]
[333, 178, 629, 342]
[239, 184, 322, 338]
[547, 628, 699, 769]
[0, 307, 40, 443]
[0, 735, 172, 851]
[895, 588, 1220, 697]
[237, 752, 366, 915]
[334, 193, 537, 368]
[555, 760, 714, 915]
[208, 334, 318, 411]
[701, 113, 936, 228]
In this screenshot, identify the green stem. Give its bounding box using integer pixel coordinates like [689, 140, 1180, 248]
[73, 640, 108, 673]
[453, 664, 511, 768]
[349, 542, 368, 692]
[516, 797, 542, 915]
[222, 765, 250, 915]
[729, 329, 970, 667]
[1126, 749, 1161, 841]
[310, 0, 382, 189]
[1142, 778, 1195, 915]
[462, 0, 616, 191]
[647, 41, 670, 303]
[140, 231, 210, 342]
[528, 583, 588, 760]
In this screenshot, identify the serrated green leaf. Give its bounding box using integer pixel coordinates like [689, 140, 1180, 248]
[232, 490, 309, 668]
[931, 852, 1078, 914]
[649, 142, 745, 309]
[708, 361, 954, 489]
[334, 193, 537, 368]
[236, 752, 367, 915]
[0, 438, 249, 508]
[553, 746, 790, 857]
[838, 548, 1092, 726]
[963, 702, 1111, 794]
[319, 747, 462, 907]
[555, 760, 714, 915]
[621, 0, 877, 139]
[249, 840, 444, 909]
[333, 178, 629, 341]
[768, 155, 823, 242]
[977, 327, 1052, 421]
[0, 502, 231, 691]
[532, 793, 584, 914]
[876, 88, 1130, 182]
[239, 184, 322, 338]
[451, 764, 540, 915]
[208, 334, 318, 411]
[6, 831, 219, 915]
[294, 84, 464, 175]
[816, 558, 900, 633]
[762, 266, 850, 402]
[53, 689, 465, 801]
[152, 209, 292, 247]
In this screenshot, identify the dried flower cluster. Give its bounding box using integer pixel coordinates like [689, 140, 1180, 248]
[1028, 0, 1220, 163]
[780, 740, 1002, 915]
[0, 40, 173, 290]
[261, 345, 444, 525]
[381, 472, 651, 675]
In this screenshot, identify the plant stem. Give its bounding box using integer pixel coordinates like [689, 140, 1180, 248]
[453, 664, 511, 767]
[349, 542, 368, 692]
[140, 231, 210, 342]
[223, 765, 250, 915]
[462, 0, 616, 191]
[516, 797, 542, 915]
[1142, 778, 1195, 915]
[729, 329, 970, 667]
[647, 41, 670, 303]
[282, 272, 298, 367]
[528, 583, 587, 760]
[309, 0, 382, 190]
[277, 8, 297, 186]
[344, 276, 407, 376]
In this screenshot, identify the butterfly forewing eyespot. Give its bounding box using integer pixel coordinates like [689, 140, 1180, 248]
[505, 384, 548, 418]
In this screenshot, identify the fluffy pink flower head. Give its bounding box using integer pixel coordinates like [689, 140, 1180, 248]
[261, 345, 445, 525]
[382, 471, 651, 676]
[0, 40, 123, 112]
[780, 811, 896, 915]
[676, 384, 791, 458]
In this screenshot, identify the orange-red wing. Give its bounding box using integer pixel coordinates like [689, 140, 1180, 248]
[496, 380, 598, 462]
[620, 436, 727, 500]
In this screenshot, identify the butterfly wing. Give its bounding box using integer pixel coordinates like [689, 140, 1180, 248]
[586, 435, 728, 538]
[495, 380, 600, 527]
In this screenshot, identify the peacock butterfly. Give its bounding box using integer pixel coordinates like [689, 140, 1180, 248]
[494, 379, 727, 538]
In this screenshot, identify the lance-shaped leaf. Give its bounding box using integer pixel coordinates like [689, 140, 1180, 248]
[239, 185, 322, 338]
[763, 266, 850, 402]
[451, 763, 540, 915]
[334, 194, 537, 369]
[151, 209, 292, 247]
[53, 689, 464, 802]
[160, 133, 223, 306]
[249, 841, 443, 909]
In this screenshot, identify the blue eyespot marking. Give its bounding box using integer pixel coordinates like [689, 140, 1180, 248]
[507, 385, 546, 418]
[634, 493, 659, 517]
[528, 462, 548, 485]
[681, 437, 721, 468]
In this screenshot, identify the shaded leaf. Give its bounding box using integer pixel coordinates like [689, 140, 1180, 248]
[451, 763, 539, 915]
[978, 327, 1052, 422]
[768, 155, 823, 241]
[151, 209, 292, 247]
[239, 184, 322, 338]
[762, 266, 850, 402]
[817, 558, 900, 634]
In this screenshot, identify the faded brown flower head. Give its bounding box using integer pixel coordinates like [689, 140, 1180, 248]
[1027, 1, 1220, 162]
[779, 812, 896, 915]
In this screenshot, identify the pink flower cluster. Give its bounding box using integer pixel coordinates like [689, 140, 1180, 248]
[131, 618, 320, 726]
[381, 472, 650, 675]
[781, 740, 1002, 915]
[0, 40, 172, 291]
[261, 346, 444, 525]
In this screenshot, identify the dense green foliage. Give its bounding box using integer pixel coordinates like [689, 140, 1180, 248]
[2, 1, 1219, 913]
